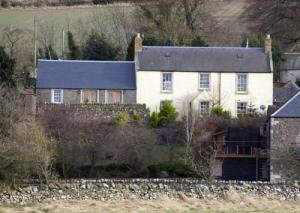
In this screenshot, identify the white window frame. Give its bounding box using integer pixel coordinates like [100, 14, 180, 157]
[199, 101, 210, 115]
[161, 72, 173, 93]
[199, 73, 211, 90]
[51, 89, 63, 104]
[236, 101, 248, 116]
[236, 73, 248, 93]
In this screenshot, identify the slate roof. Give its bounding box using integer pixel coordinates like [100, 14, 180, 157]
[137, 46, 272, 72]
[273, 81, 300, 106]
[280, 53, 300, 70]
[272, 91, 300, 118]
[36, 60, 136, 90]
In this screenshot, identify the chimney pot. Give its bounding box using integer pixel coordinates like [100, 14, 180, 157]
[265, 34, 272, 55]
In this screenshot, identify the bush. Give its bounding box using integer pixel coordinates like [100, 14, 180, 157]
[150, 111, 160, 128]
[211, 106, 231, 118]
[0, 119, 56, 184]
[148, 162, 199, 178]
[133, 111, 141, 123]
[158, 101, 178, 126]
[115, 112, 129, 126]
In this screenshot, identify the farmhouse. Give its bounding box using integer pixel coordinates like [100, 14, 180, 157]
[36, 34, 274, 117]
[135, 34, 273, 116]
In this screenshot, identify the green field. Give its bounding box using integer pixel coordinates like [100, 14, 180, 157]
[0, 6, 134, 30]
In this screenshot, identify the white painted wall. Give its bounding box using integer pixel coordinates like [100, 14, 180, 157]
[136, 70, 273, 117]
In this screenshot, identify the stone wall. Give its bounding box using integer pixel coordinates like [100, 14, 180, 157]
[270, 117, 300, 182]
[1, 179, 300, 204]
[36, 89, 136, 104]
[37, 103, 150, 122]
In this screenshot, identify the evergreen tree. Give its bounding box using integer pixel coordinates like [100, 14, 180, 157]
[0, 46, 15, 87]
[83, 31, 119, 60]
[191, 36, 208, 47]
[126, 36, 135, 61]
[159, 101, 178, 126]
[67, 31, 81, 60]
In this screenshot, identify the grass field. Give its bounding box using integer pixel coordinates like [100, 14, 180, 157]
[0, 195, 299, 213]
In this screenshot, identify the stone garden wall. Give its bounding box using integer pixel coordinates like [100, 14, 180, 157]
[37, 103, 150, 122]
[1, 179, 300, 204]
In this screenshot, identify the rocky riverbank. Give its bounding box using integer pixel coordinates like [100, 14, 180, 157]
[1, 179, 300, 205]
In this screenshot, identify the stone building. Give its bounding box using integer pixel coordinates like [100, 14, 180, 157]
[36, 60, 136, 104]
[270, 91, 300, 182]
[280, 53, 300, 84]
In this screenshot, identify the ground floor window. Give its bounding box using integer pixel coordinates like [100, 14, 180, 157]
[237, 101, 247, 115]
[199, 101, 210, 115]
[51, 89, 63, 104]
[107, 90, 122, 104]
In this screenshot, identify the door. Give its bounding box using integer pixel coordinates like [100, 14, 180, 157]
[82, 90, 97, 104]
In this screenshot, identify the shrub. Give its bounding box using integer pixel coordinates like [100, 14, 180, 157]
[211, 106, 231, 118]
[159, 101, 178, 126]
[150, 111, 160, 128]
[115, 112, 130, 126]
[0, 119, 56, 184]
[133, 111, 141, 123]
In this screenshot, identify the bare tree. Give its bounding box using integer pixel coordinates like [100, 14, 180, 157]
[247, 0, 300, 48]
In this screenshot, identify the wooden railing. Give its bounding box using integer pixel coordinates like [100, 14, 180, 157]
[216, 145, 268, 158]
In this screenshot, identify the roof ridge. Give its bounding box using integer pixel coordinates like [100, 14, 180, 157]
[38, 59, 135, 63]
[143, 46, 264, 50]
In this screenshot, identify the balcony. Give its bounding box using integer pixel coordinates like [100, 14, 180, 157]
[216, 145, 268, 158]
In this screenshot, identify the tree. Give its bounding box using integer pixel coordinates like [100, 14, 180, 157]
[126, 36, 135, 61]
[67, 31, 81, 60]
[241, 34, 284, 81]
[0, 47, 15, 87]
[247, 0, 300, 48]
[83, 31, 120, 60]
[135, 0, 216, 46]
[38, 44, 59, 60]
[191, 36, 208, 47]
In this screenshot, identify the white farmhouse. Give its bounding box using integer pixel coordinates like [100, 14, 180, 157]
[135, 34, 273, 117]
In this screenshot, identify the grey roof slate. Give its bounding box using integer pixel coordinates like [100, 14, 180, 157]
[280, 53, 300, 70]
[137, 46, 272, 72]
[272, 91, 300, 118]
[273, 81, 300, 106]
[36, 60, 136, 90]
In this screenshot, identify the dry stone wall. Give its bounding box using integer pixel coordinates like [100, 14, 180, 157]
[1, 179, 300, 204]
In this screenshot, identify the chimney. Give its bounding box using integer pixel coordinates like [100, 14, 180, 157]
[135, 33, 143, 52]
[265, 34, 272, 55]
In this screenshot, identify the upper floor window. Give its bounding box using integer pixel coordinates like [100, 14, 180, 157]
[199, 101, 210, 115]
[236, 74, 248, 93]
[161, 72, 173, 92]
[51, 89, 63, 104]
[237, 101, 247, 115]
[199, 73, 210, 90]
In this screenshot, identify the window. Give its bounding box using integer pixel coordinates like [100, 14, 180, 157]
[51, 89, 63, 104]
[237, 102, 247, 115]
[236, 74, 248, 92]
[161, 73, 173, 92]
[107, 90, 122, 104]
[82, 90, 97, 104]
[199, 73, 210, 89]
[199, 101, 210, 115]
